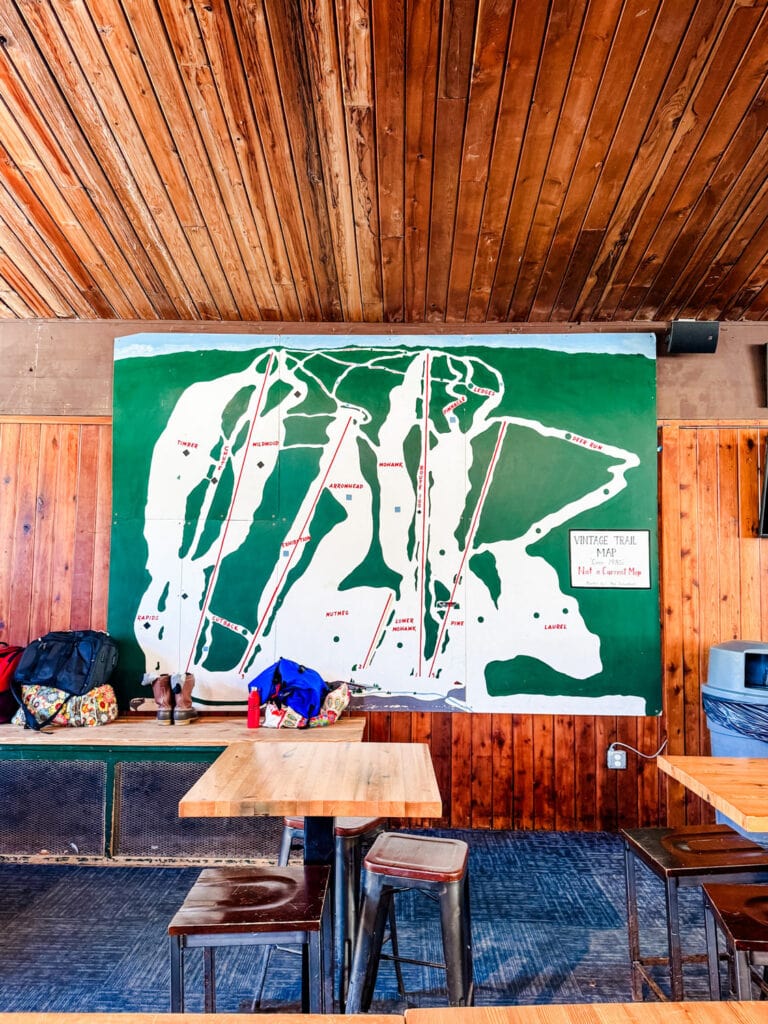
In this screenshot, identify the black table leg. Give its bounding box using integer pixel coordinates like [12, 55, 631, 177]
[303, 815, 335, 865]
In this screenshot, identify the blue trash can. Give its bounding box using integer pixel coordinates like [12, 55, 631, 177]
[702, 641, 768, 844]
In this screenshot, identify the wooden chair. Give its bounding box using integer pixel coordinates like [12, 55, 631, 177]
[168, 864, 331, 1013]
[621, 824, 768, 1001]
[703, 882, 768, 999]
[345, 831, 473, 1013]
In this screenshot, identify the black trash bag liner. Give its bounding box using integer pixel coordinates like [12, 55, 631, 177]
[702, 692, 768, 743]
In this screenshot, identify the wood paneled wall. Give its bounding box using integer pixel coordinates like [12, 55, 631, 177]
[659, 421, 768, 828]
[1, 416, 766, 831]
[0, 417, 111, 641]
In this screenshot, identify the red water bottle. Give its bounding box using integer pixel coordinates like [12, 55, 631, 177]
[247, 689, 261, 728]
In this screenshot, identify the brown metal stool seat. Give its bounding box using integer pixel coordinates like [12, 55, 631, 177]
[168, 864, 331, 1013]
[345, 831, 473, 1013]
[704, 882, 768, 999]
[278, 815, 386, 1007]
[622, 824, 768, 1001]
[282, 814, 385, 842]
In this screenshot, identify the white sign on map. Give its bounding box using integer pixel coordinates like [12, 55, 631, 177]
[570, 530, 650, 589]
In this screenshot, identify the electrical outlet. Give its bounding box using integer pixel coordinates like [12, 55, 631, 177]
[607, 747, 627, 770]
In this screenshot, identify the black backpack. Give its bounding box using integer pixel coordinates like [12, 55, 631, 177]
[12, 630, 119, 730]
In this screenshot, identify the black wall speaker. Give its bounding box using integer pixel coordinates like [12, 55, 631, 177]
[666, 320, 719, 354]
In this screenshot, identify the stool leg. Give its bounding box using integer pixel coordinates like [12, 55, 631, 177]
[439, 878, 472, 1006]
[169, 936, 183, 1012]
[323, 884, 334, 1012]
[278, 824, 296, 866]
[301, 942, 310, 1013]
[623, 843, 643, 1001]
[362, 888, 394, 1012]
[462, 872, 474, 1005]
[203, 946, 216, 1013]
[734, 951, 754, 1000]
[665, 876, 684, 1000]
[302, 899, 333, 1013]
[249, 947, 272, 1012]
[345, 874, 390, 1014]
[308, 931, 324, 1012]
[704, 900, 721, 999]
[387, 895, 406, 997]
[335, 833, 357, 1009]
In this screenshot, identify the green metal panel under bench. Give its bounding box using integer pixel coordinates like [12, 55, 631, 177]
[0, 716, 366, 864]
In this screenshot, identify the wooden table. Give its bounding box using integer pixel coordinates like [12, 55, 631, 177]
[657, 755, 768, 832]
[179, 739, 442, 1009]
[179, 740, 443, 862]
[404, 1001, 768, 1024]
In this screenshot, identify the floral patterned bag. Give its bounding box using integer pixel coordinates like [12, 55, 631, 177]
[11, 683, 119, 728]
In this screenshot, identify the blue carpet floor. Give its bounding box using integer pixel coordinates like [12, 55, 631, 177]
[0, 830, 713, 1013]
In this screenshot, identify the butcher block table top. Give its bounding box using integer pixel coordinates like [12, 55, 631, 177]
[0, 714, 366, 747]
[657, 755, 768, 832]
[405, 1000, 768, 1024]
[178, 740, 443, 819]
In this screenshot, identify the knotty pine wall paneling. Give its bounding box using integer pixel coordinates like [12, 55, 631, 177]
[0, 417, 111, 645]
[2, 416, 766, 831]
[658, 422, 768, 828]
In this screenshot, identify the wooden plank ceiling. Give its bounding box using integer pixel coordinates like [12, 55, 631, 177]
[1, 0, 768, 324]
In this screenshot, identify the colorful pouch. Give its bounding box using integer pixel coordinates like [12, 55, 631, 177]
[12, 683, 119, 727]
[262, 701, 306, 729]
[308, 683, 351, 727]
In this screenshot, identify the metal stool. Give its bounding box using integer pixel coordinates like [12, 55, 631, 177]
[703, 882, 768, 999]
[345, 831, 473, 1012]
[622, 824, 768, 1001]
[280, 815, 385, 1007]
[168, 864, 331, 1012]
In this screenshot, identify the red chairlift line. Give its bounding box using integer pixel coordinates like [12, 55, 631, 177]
[238, 415, 354, 675]
[185, 352, 275, 673]
[427, 419, 508, 679]
[361, 592, 393, 670]
[417, 352, 431, 676]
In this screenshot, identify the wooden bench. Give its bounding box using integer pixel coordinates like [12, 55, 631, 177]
[0, 713, 366, 747]
[0, 714, 366, 865]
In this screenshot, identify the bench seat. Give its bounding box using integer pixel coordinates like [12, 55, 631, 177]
[0, 713, 366, 747]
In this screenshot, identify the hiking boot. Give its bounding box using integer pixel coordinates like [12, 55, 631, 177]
[171, 672, 199, 725]
[142, 672, 173, 725]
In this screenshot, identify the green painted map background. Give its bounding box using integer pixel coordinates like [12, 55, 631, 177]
[109, 333, 661, 715]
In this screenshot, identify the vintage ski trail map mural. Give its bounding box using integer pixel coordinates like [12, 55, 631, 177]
[109, 333, 661, 715]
